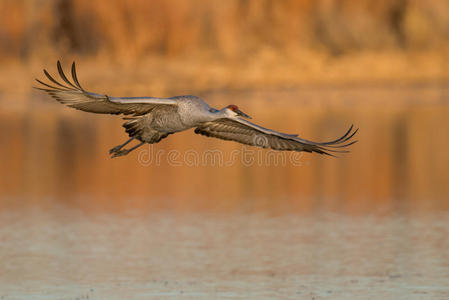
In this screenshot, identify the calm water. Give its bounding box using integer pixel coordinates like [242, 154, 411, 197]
[1, 85, 449, 212]
[0, 209, 448, 299]
[1, 85, 449, 299]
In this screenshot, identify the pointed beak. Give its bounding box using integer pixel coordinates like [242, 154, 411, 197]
[236, 109, 252, 119]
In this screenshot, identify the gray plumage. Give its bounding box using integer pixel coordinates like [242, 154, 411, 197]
[35, 61, 358, 158]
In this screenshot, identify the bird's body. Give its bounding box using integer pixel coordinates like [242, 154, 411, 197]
[36, 61, 357, 158]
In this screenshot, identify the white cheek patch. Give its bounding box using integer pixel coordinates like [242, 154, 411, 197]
[225, 109, 237, 117]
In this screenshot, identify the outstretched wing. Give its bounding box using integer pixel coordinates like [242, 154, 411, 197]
[35, 61, 177, 116]
[194, 117, 358, 156]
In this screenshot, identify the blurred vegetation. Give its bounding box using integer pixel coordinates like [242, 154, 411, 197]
[1, 0, 448, 61]
[0, 1, 448, 213]
[0, 0, 448, 99]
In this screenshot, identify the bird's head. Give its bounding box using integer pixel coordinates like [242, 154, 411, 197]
[226, 104, 252, 119]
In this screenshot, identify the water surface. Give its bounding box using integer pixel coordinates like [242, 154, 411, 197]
[1, 209, 448, 299]
[1, 85, 449, 299]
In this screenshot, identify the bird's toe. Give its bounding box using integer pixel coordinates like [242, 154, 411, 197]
[110, 149, 129, 158]
[109, 146, 122, 154]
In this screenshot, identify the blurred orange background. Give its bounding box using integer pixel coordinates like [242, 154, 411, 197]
[0, 0, 448, 214]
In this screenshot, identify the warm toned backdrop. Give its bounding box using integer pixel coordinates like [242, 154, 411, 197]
[1, 3, 449, 298]
[0, 0, 448, 214]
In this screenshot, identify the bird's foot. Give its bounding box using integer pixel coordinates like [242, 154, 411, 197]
[110, 149, 129, 158]
[109, 145, 123, 154]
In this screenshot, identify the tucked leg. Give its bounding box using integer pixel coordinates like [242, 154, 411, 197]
[110, 142, 145, 158]
[109, 137, 134, 154]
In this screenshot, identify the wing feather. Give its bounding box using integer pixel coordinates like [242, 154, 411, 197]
[35, 61, 177, 116]
[195, 117, 358, 156]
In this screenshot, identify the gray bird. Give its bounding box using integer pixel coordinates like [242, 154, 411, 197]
[35, 61, 357, 158]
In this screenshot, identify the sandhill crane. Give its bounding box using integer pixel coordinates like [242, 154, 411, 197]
[35, 61, 357, 158]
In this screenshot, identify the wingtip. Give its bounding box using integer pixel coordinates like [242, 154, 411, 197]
[70, 60, 83, 90]
[323, 151, 337, 158]
[33, 86, 46, 91]
[56, 60, 62, 73]
[55, 59, 79, 89]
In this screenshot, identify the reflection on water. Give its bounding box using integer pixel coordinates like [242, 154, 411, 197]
[1, 85, 448, 213]
[0, 208, 448, 299]
[1, 85, 449, 299]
